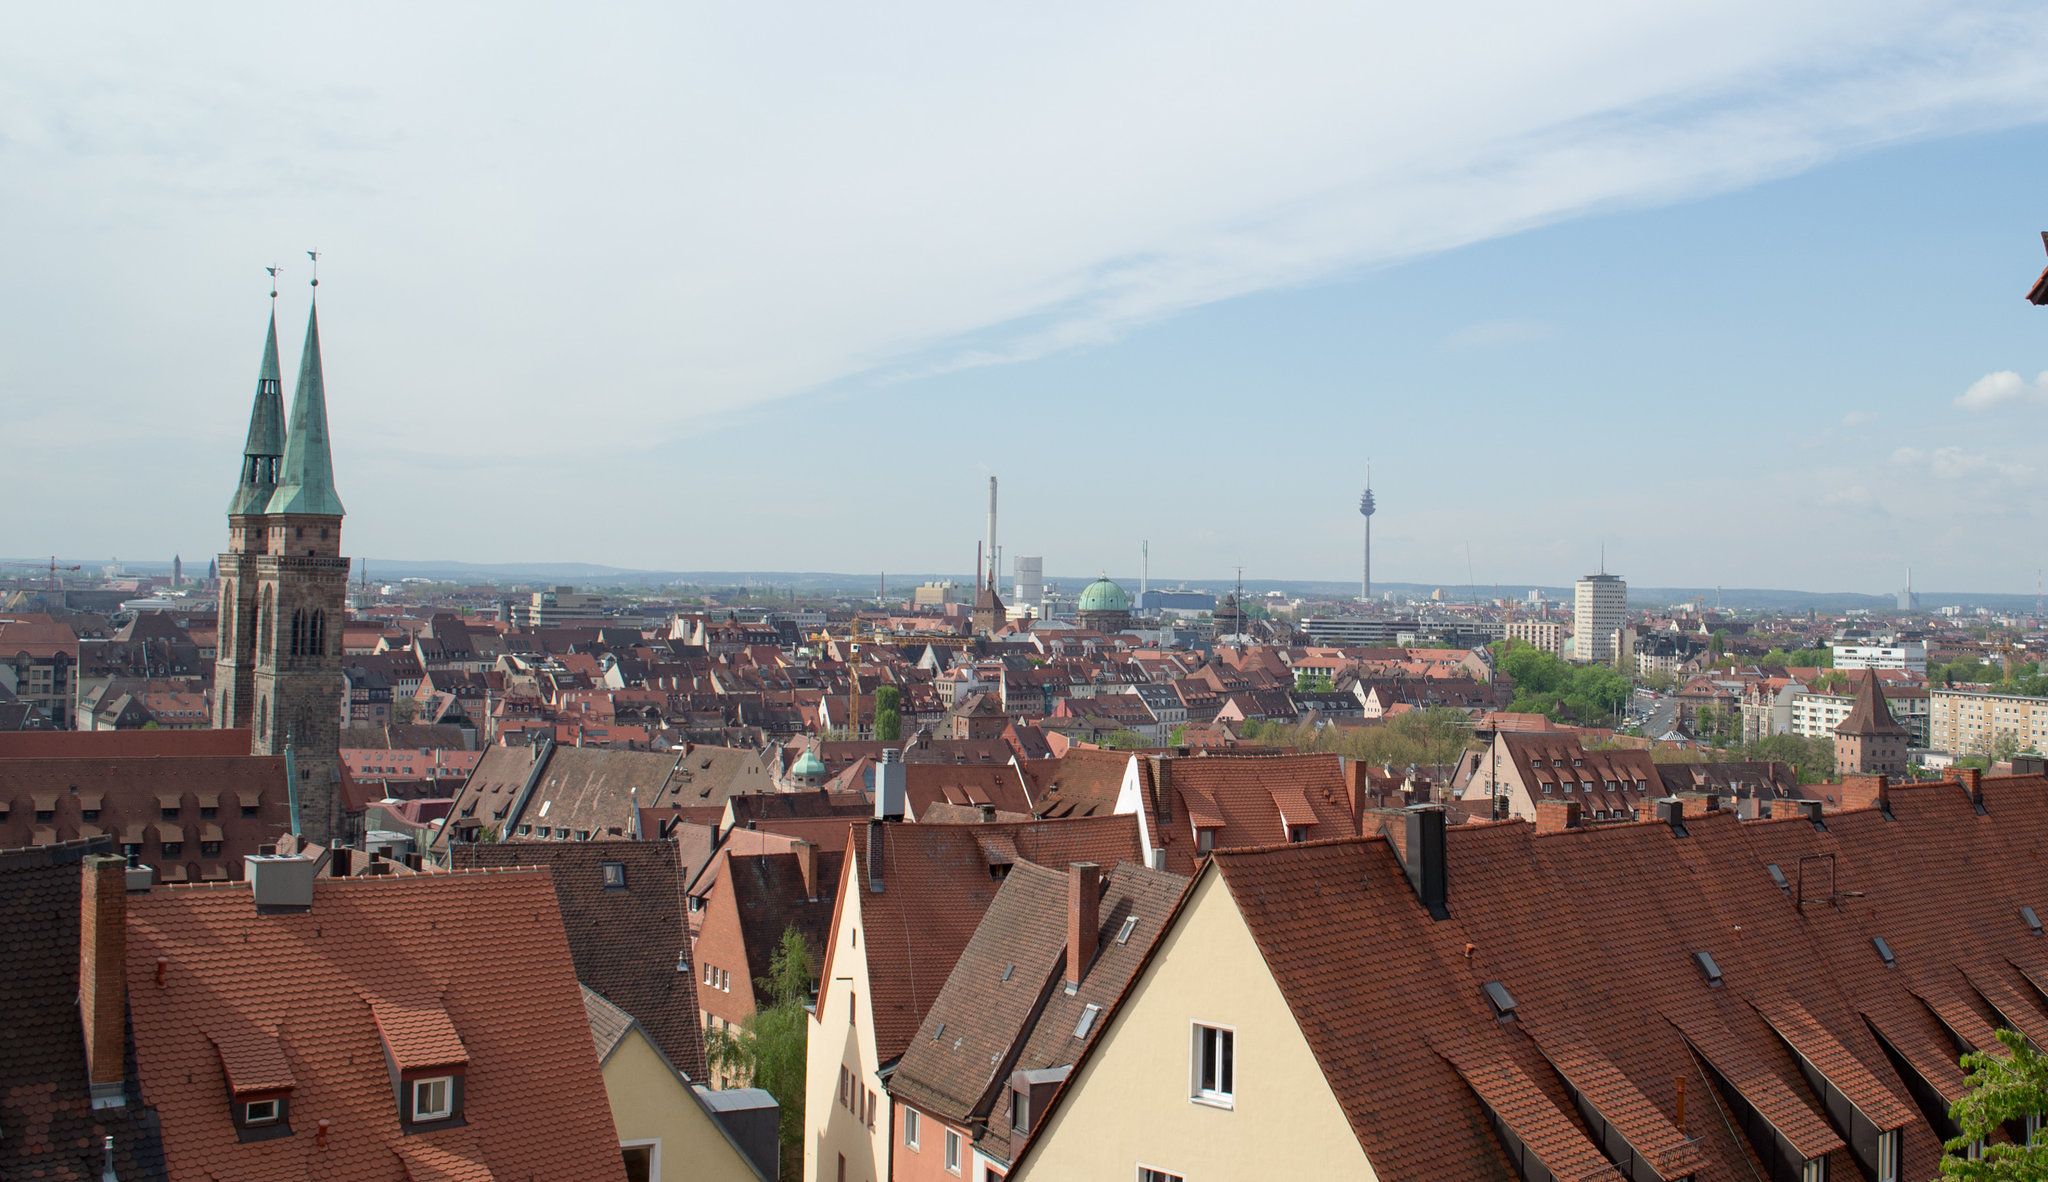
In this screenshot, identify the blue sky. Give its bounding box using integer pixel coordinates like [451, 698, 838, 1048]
[6, 3, 2048, 593]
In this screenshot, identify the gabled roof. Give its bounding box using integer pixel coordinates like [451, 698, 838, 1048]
[125, 870, 622, 1180]
[451, 839, 705, 1080]
[0, 841, 166, 1181]
[726, 848, 845, 982]
[1837, 670, 1909, 737]
[835, 815, 1145, 1060]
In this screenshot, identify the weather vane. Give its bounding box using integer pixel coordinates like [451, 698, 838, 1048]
[307, 250, 320, 288]
[265, 265, 279, 302]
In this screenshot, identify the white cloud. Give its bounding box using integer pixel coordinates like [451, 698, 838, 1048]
[1822, 484, 1877, 508]
[1956, 369, 2048, 409]
[1892, 444, 2036, 482]
[1841, 410, 1878, 426]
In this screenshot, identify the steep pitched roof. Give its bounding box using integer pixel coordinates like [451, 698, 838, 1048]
[228, 310, 286, 515]
[837, 815, 1145, 1060]
[263, 302, 345, 517]
[0, 841, 167, 1181]
[451, 839, 705, 1080]
[727, 849, 844, 982]
[125, 870, 622, 1180]
[1837, 669, 1909, 737]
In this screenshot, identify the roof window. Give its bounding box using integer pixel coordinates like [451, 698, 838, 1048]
[2024, 906, 2044, 936]
[1694, 951, 1724, 987]
[1073, 1003, 1102, 1039]
[1117, 916, 1139, 945]
[1482, 981, 1517, 1021]
[1872, 936, 1896, 969]
[1766, 864, 1791, 895]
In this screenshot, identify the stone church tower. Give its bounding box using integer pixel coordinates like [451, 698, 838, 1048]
[213, 296, 349, 843]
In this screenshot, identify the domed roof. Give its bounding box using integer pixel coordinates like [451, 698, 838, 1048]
[1078, 575, 1131, 613]
[791, 749, 826, 777]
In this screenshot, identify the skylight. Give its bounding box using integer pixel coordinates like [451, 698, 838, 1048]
[2023, 906, 2043, 936]
[1694, 951, 1723, 987]
[1872, 936, 1896, 969]
[1482, 981, 1516, 1020]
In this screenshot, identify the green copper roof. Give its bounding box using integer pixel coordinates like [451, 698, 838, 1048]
[264, 303, 346, 518]
[791, 749, 826, 777]
[227, 311, 287, 515]
[1078, 576, 1131, 613]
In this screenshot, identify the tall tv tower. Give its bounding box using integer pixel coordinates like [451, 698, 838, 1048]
[1358, 460, 1376, 604]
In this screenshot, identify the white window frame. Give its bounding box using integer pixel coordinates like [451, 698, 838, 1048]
[1801, 1157, 1828, 1182]
[1190, 1020, 1236, 1109]
[945, 1128, 962, 1175]
[413, 1076, 454, 1121]
[904, 1106, 921, 1149]
[1137, 1167, 1186, 1182]
[620, 1138, 660, 1180]
[243, 1098, 280, 1125]
[1875, 1128, 1900, 1182]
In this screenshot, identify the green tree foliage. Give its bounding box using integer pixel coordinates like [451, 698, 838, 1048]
[1099, 728, 1151, 750]
[1740, 733, 1837, 785]
[1940, 1028, 2048, 1179]
[1491, 640, 1631, 726]
[1241, 707, 1476, 771]
[872, 685, 902, 743]
[1757, 647, 1833, 668]
[1294, 671, 1335, 694]
[705, 926, 812, 1180]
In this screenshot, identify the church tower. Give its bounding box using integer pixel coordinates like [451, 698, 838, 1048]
[214, 286, 350, 843]
[212, 308, 286, 733]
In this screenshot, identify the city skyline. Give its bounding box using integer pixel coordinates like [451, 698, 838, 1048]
[9, 5, 2048, 590]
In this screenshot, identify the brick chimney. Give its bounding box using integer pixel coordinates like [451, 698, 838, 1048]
[1535, 800, 1581, 834]
[794, 840, 818, 902]
[1067, 863, 1100, 988]
[1837, 774, 1888, 813]
[79, 854, 129, 1109]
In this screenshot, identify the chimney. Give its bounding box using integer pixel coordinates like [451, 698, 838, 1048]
[795, 840, 818, 902]
[1955, 766, 1986, 814]
[1655, 797, 1688, 837]
[1535, 799, 1581, 834]
[874, 748, 906, 821]
[1067, 863, 1101, 988]
[79, 854, 129, 1109]
[1403, 806, 1448, 920]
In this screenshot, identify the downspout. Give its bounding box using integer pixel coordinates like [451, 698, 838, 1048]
[286, 746, 301, 837]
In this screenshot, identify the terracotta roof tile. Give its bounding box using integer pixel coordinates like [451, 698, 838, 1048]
[371, 1000, 470, 1072]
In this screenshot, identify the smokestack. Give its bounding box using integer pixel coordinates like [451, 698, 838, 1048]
[80, 854, 129, 1109]
[875, 747, 906, 821]
[987, 476, 998, 588]
[794, 840, 818, 902]
[1067, 862, 1100, 987]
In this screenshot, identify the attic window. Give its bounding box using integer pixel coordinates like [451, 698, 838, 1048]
[1872, 936, 1897, 969]
[1694, 951, 1724, 987]
[1117, 916, 1139, 945]
[2023, 906, 2044, 936]
[1766, 864, 1792, 895]
[1001, 964, 1015, 982]
[1073, 1003, 1103, 1039]
[931, 1023, 945, 1042]
[601, 862, 627, 889]
[1482, 981, 1517, 1021]
[412, 1077, 455, 1121]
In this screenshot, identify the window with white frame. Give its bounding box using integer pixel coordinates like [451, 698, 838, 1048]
[904, 1106, 921, 1149]
[1138, 1168, 1185, 1182]
[1876, 1129, 1899, 1182]
[945, 1128, 962, 1174]
[243, 1098, 280, 1125]
[1191, 1022, 1234, 1107]
[413, 1076, 454, 1121]
[1801, 1158, 1828, 1182]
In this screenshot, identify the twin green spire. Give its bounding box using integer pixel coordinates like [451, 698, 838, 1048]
[230, 301, 344, 518]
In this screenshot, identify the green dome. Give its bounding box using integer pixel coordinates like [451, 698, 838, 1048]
[1078, 576, 1131, 613]
[791, 749, 826, 777]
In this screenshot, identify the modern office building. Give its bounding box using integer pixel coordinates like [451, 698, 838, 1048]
[1571, 573, 1626, 664]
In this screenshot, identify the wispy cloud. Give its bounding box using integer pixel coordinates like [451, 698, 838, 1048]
[1444, 319, 1553, 349]
[1842, 410, 1878, 426]
[1956, 369, 2048, 409]
[1892, 444, 2037, 482]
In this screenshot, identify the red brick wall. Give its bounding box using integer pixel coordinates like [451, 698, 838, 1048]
[79, 854, 128, 1090]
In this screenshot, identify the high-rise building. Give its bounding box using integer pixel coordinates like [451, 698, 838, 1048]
[1014, 556, 1043, 605]
[1572, 573, 1626, 664]
[214, 294, 349, 843]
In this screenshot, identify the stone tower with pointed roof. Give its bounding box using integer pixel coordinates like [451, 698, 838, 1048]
[213, 300, 350, 843]
[1835, 670, 1909, 778]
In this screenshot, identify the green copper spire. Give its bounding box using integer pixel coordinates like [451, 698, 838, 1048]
[264, 301, 346, 517]
[227, 311, 287, 515]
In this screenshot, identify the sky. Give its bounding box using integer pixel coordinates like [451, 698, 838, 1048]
[6, 2, 2048, 594]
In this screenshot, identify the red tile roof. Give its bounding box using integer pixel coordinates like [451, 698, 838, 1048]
[125, 870, 625, 1180]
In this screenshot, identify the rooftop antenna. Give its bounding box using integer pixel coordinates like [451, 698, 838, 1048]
[1600, 543, 1605, 575]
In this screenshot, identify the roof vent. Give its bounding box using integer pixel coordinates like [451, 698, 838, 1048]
[2023, 906, 2044, 937]
[1481, 980, 1517, 1021]
[1693, 950, 1723, 987]
[1765, 864, 1791, 895]
[246, 854, 317, 913]
[1872, 935, 1896, 969]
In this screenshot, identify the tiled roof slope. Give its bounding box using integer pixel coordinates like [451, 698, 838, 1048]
[839, 815, 1145, 1060]
[583, 984, 636, 1060]
[1146, 753, 1357, 872]
[125, 870, 625, 1180]
[1837, 669, 1909, 736]
[451, 839, 706, 1080]
[1203, 777, 2048, 1181]
[902, 763, 1033, 819]
[0, 728, 252, 758]
[0, 755, 290, 882]
[887, 858, 1188, 1165]
[1022, 749, 1133, 819]
[728, 849, 845, 982]
[0, 841, 167, 1181]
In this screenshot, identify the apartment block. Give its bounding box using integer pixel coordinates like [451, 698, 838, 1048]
[1930, 687, 2048, 756]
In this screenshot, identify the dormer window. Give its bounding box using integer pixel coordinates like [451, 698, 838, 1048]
[244, 1099, 281, 1125]
[412, 1077, 455, 1121]
[601, 862, 627, 889]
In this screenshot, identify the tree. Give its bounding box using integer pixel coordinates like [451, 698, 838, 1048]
[1294, 671, 1335, 694]
[1100, 728, 1151, 750]
[872, 685, 902, 743]
[1940, 1028, 2048, 1179]
[391, 696, 418, 725]
[705, 926, 812, 1180]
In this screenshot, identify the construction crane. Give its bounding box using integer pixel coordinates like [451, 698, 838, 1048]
[1, 556, 82, 589]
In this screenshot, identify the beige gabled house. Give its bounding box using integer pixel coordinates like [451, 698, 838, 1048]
[584, 986, 773, 1182]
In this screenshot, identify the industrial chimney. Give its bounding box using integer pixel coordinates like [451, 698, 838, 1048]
[987, 476, 998, 589]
